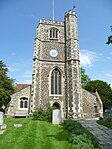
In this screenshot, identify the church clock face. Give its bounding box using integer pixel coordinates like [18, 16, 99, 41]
[50, 50, 58, 58]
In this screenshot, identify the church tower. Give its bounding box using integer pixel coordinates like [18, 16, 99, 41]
[30, 18, 66, 117]
[30, 10, 83, 119]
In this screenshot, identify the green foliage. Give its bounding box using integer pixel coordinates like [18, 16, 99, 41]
[70, 134, 94, 149]
[106, 26, 112, 44]
[32, 105, 53, 122]
[106, 35, 112, 44]
[64, 119, 101, 149]
[0, 60, 14, 108]
[84, 80, 112, 109]
[80, 67, 91, 88]
[97, 119, 112, 129]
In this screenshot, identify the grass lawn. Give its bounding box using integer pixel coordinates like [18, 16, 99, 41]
[0, 118, 71, 149]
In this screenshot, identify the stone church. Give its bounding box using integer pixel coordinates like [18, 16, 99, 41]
[6, 10, 103, 119]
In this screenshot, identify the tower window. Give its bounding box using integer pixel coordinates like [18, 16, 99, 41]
[20, 97, 28, 108]
[51, 68, 62, 95]
[50, 28, 59, 39]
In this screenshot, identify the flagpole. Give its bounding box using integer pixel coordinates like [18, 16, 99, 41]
[53, 0, 54, 20]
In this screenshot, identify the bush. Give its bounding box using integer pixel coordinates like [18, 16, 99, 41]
[70, 134, 94, 149]
[99, 117, 104, 120]
[63, 119, 101, 149]
[97, 119, 112, 129]
[32, 106, 53, 122]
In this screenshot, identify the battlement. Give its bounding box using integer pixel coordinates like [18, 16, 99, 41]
[65, 10, 77, 17]
[39, 19, 64, 26]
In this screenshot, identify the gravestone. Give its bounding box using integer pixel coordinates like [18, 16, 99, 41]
[0, 112, 4, 126]
[104, 111, 112, 120]
[1, 124, 7, 130]
[14, 124, 22, 127]
[0, 130, 5, 135]
[52, 109, 62, 124]
[0, 112, 5, 135]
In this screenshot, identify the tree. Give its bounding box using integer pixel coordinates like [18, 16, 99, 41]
[80, 67, 91, 88]
[0, 60, 14, 108]
[84, 80, 112, 109]
[106, 35, 112, 44]
[106, 26, 112, 44]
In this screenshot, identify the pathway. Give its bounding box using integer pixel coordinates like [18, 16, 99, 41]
[79, 120, 112, 149]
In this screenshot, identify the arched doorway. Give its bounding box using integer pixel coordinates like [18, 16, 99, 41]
[52, 102, 61, 109]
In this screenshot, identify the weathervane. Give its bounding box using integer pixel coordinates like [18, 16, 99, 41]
[73, 5, 76, 10]
[72, 5, 76, 11]
[69, 5, 76, 12]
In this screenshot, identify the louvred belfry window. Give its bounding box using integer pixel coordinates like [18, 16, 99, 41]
[50, 28, 58, 39]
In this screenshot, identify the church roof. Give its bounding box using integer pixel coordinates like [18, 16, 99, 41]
[15, 84, 31, 92]
[91, 93, 97, 97]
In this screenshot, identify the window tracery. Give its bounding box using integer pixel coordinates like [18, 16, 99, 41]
[20, 97, 28, 108]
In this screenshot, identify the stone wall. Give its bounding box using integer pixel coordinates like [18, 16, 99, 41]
[82, 88, 103, 118]
[6, 86, 31, 117]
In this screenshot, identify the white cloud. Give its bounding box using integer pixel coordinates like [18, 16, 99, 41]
[16, 79, 32, 84]
[24, 80, 32, 84]
[13, 70, 32, 81]
[8, 67, 15, 72]
[11, 52, 16, 56]
[99, 53, 103, 56]
[104, 73, 112, 78]
[22, 71, 32, 78]
[102, 73, 112, 87]
[106, 56, 111, 60]
[80, 49, 96, 67]
[106, 52, 112, 60]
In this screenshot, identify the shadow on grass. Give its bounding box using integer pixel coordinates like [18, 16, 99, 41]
[46, 126, 70, 142]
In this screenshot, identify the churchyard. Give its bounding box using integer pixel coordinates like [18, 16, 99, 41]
[0, 110, 102, 149]
[0, 108, 112, 149]
[0, 117, 71, 149]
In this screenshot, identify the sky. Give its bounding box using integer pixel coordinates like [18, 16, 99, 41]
[0, 0, 112, 86]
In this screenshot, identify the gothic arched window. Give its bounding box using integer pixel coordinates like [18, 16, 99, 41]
[20, 97, 28, 108]
[51, 68, 62, 95]
[50, 28, 59, 39]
